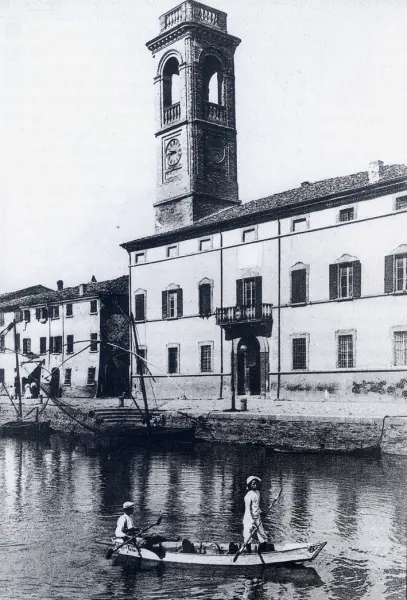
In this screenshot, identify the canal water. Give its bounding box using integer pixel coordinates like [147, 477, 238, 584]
[0, 435, 405, 600]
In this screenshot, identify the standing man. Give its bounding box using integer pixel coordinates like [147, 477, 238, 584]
[115, 501, 138, 539]
[243, 476, 268, 546]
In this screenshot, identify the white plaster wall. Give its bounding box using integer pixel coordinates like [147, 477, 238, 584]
[128, 188, 407, 399]
[0, 299, 101, 395]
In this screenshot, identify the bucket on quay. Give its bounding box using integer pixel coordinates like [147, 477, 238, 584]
[240, 398, 247, 412]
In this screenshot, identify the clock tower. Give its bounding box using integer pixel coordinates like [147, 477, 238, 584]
[147, 1, 241, 233]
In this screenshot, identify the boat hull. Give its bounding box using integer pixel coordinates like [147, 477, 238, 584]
[105, 426, 196, 445]
[0, 420, 51, 438]
[117, 540, 326, 567]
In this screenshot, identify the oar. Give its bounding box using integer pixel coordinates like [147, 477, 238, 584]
[233, 487, 282, 563]
[106, 515, 163, 559]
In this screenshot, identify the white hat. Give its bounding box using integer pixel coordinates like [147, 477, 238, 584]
[246, 476, 261, 486]
[123, 501, 134, 509]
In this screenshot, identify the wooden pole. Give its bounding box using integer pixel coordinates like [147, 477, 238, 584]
[130, 314, 151, 433]
[231, 341, 236, 411]
[13, 320, 22, 419]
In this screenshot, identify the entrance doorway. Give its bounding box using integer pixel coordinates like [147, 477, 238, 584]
[237, 337, 260, 395]
[50, 367, 60, 398]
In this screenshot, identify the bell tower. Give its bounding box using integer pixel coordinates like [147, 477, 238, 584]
[147, 1, 241, 233]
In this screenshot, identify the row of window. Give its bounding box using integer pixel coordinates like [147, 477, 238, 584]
[135, 281, 212, 321]
[292, 329, 407, 370]
[134, 250, 407, 323]
[0, 334, 98, 355]
[63, 367, 96, 386]
[135, 343, 213, 375]
[294, 251, 407, 303]
[133, 196, 407, 264]
[0, 300, 99, 326]
[0, 367, 96, 386]
[134, 328, 407, 377]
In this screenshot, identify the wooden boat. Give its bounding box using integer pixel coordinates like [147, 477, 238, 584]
[105, 424, 196, 446]
[0, 419, 51, 438]
[115, 539, 327, 567]
[273, 444, 380, 457]
[86, 407, 196, 445]
[45, 315, 196, 445]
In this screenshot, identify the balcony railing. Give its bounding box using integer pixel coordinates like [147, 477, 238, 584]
[204, 101, 226, 124]
[163, 102, 181, 125]
[216, 304, 273, 326]
[160, 1, 227, 33]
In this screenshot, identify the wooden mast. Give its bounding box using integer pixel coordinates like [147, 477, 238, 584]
[130, 313, 151, 433]
[13, 320, 22, 419]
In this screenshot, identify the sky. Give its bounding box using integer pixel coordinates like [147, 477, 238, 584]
[1, 0, 407, 293]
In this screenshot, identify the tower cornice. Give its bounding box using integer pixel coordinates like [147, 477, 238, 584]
[146, 22, 241, 55]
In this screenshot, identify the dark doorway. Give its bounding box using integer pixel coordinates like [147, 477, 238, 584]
[237, 337, 260, 396]
[50, 367, 60, 398]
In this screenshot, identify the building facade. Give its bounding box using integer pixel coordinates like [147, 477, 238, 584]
[122, 2, 407, 403]
[0, 276, 129, 399]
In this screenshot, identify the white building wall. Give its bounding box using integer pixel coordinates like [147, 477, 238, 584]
[127, 188, 407, 402]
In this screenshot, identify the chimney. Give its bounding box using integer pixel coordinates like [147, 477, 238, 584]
[368, 160, 384, 184]
[57, 280, 63, 291]
[79, 284, 87, 296]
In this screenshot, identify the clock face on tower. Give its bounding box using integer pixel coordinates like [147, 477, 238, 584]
[165, 138, 182, 169]
[205, 134, 226, 166]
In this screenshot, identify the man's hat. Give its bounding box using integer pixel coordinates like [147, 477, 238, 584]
[123, 501, 134, 509]
[246, 476, 261, 486]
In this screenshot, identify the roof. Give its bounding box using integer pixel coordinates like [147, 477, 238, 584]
[0, 276, 128, 311]
[198, 163, 407, 226]
[121, 163, 407, 251]
[0, 285, 53, 303]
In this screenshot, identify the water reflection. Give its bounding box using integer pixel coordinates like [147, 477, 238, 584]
[0, 436, 405, 600]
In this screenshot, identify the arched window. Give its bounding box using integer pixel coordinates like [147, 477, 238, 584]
[329, 254, 361, 300]
[163, 57, 180, 108]
[203, 55, 222, 105]
[290, 262, 308, 305]
[385, 244, 407, 293]
[162, 283, 183, 320]
[134, 289, 146, 322]
[198, 278, 213, 318]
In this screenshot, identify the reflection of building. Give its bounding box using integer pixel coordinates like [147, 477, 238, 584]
[0, 276, 129, 398]
[122, 1, 407, 402]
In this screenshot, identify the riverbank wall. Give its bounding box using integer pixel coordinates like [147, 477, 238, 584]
[1, 397, 407, 456]
[175, 411, 407, 456]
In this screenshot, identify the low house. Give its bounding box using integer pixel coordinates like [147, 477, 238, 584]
[0, 276, 129, 399]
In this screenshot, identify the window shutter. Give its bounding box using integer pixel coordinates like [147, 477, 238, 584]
[353, 260, 362, 298]
[254, 276, 263, 318]
[162, 291, 167, 320]
[135, 294, 145, 321]
[329, 264, 338, 300]
[384, 255, 394, 293]
[36, 308, 41, 320]
[291, 269, 307, 304]
[177, 289, 183, 318]
[199, 284, 211, 317]
[49, 337, 54, 354]
[236, 279, 243, 306]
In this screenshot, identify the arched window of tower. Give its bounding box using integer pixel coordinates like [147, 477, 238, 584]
[162, 57, 180, 107]
[203, 55, 222, 105]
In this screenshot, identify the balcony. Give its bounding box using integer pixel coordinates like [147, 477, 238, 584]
[216, 304, 273, 326]
[163, 102, 181, 126]
[159, 2, 227, 33]
[204, 101, 226, 124]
